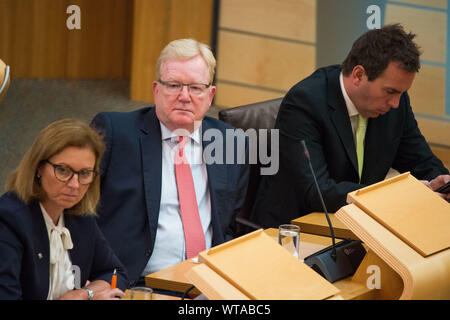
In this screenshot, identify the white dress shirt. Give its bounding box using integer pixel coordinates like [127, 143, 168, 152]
[142, 122, 212, 275]
[40, 203, 74, 300]
[339, 72, 360, 141]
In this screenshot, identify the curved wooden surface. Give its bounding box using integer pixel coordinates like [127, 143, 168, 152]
[336, 203, 450, 299]
[146, 229, 373, 300]
[0, 59, 10, 101]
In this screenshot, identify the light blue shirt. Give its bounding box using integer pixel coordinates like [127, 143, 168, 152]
[142, 122, 212, 275]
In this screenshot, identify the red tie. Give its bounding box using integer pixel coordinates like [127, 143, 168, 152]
[174, 136, 206, 259]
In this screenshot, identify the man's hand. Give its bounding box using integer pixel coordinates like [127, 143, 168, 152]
[429, 174, 450, 201]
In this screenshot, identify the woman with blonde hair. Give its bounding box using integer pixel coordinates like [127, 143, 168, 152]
[0, 119, 128, 300]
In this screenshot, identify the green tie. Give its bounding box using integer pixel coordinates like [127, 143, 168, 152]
[356, 114, 367, 181]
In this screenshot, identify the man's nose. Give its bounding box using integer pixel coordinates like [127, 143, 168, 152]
[178, 85, 191, 101]
[388, 94, 401, 109]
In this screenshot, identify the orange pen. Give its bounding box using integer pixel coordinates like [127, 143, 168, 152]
[111, 268, 117, 289]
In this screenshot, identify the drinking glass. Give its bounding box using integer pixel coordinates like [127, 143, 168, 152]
[278, 224, 300, 259]
[129, 287, 153, 300]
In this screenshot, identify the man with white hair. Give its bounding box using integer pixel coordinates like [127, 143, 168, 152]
[91, 39, 249, 287]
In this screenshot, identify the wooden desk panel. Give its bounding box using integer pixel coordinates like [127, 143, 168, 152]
[145, 229, 372, 299]
[123, 291, 182, 300]
[291, 212, 358, 240]
[145, 258, 201, 295]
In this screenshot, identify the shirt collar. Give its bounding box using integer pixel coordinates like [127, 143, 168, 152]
[159, 121, 202, 145]
[339, 72, 359, 118]
[40, 202, 64, 230]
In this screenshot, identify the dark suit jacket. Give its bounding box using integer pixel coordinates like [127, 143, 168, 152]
[0, 192, 128, 300]
[91, 107, 249, 286]
[252, 65, 449, 228]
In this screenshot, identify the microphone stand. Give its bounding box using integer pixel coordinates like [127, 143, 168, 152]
[301, 140, 366, 282]
[302, 141, 337, 260]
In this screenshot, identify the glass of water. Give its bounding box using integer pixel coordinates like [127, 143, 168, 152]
[278, 224, 300, 259]
[129, 287, 153, 300]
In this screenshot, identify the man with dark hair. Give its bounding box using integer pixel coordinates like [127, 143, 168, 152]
[252, 24, 450, 228]
[341, 24, 421, 80]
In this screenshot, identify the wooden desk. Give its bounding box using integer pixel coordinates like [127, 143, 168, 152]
[291, 212, 358, 240]
[145, 229, 374, 299]
[123, 290, 183, 300]
[145, 259, 202, 295]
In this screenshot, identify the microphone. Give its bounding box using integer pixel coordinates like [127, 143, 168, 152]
[301, 140, 366, 283]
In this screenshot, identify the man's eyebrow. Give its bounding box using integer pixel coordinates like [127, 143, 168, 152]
[385, 87, 402, 94]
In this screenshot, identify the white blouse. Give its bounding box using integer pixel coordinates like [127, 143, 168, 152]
[40, 203, 75, 300]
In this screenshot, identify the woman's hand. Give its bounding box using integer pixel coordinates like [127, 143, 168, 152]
[59, 280, 125, 300]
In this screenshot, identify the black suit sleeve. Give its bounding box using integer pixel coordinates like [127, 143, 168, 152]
[88, 220, 129, 290]
[90, 112, 113, 180]
[0, 216, 23, 299]
[225, 134, 250, 240]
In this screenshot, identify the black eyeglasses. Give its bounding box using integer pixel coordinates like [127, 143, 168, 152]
[158, 80, 211, 96]
[46, 160, 97, 185]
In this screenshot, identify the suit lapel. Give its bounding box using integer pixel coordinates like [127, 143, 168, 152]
[327, 68, 359, 175]
[139, 108, 162, 247]
[201, 118, 227, 245]
[30, 202, 50, 298]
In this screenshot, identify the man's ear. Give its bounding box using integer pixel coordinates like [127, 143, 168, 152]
[208, 86, 216, 107]
[152, 81, 159, 96]
[351, 65, 366, 86]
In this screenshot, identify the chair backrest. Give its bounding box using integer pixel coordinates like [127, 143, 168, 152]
[218, 97, 282, 235]
[0, 59, 11, 102]
[218, 97, 282, 132]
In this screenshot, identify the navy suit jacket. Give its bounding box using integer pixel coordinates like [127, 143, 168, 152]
[0, 192, 128, 299]
[252, 65, 449, 228]
[91, 107, 249, 285]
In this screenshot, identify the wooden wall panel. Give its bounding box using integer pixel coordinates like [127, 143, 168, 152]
[0, 0, 66, 77]
[216, 31, 315, 92]
[220, 0, 316, 43]
[29, 0, 68, 78]
[0, 0, 132, 78]
[0, 0, 32, 77]
[408, 65, 445, 117]
[66, 0, 133, 78]
[417, 117, 450, 147]
[390, 0, 447, 9]
[430, 145, 450, 169]
[385, 4, 447, 64]
[215, 0, 316, 108]
[130, 0, 167, 103]
[130, 0, 214, 103]
[166, 0, 214, 44]
[385, 2, 449, 148]
[214, 82, 283, 108]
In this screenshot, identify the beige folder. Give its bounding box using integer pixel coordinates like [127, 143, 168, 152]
[186, 229, 340, 300]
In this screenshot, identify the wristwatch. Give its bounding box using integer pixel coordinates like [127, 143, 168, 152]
[83, 287, 94, 300]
